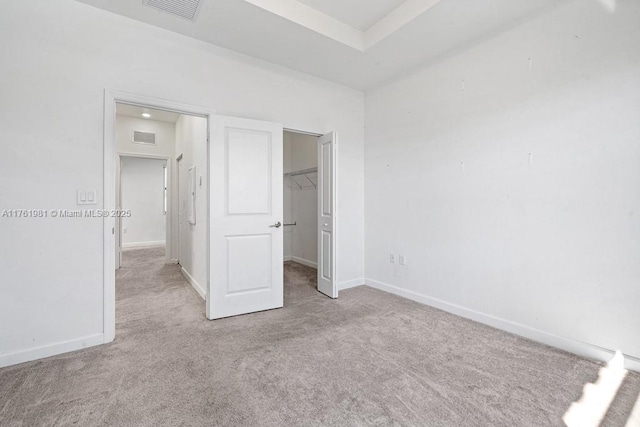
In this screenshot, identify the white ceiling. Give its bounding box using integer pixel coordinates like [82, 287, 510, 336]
[116, 103, 181, 123]
[298, 0, 406, 31]
[75, 0, 565, 90]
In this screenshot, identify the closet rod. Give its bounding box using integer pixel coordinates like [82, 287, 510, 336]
[284, 167, 318, 177]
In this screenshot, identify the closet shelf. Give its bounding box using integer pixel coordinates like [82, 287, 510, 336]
[284, 167, 317, 190]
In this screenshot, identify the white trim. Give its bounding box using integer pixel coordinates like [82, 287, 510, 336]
[242, 0, 363, 51]
[290, 256, 317, 269]
[0, 334, 104, 368]
[242, 0, 442, 51]
[104, 91, 116, 344]
[104, 89, 214, 346]
[338, 278, 364, 291]
[284, 128, 323, 137]
[180, 266, 207, 301]
[118, 151, 171, 160]
[166, 258, 179, 265]
[364, 278, 640, 372]
[181, 267, 206, 300]
[122, 241, 165, 249]
[365, 0, 442, 49]
[284, 255, 293, 262]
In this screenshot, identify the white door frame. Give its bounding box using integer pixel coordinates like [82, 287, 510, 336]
[117, 153, 172, 264]
[103, 89, 214, 344]
[175, 152, 184, 265]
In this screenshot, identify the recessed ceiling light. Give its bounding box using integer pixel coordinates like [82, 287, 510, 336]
[142, 113, 151, 118]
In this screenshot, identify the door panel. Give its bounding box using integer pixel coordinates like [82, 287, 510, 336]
[209, 115, 283, 319]
[226, 234, 272, 294]
[227, 129, 272, 214]
[322, 143, 332, 215]
[317, 132, 337, 298]
[321, 230, 332, 280]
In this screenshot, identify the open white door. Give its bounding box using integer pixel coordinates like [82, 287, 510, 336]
[317, 132, 337, 298]
[177, 155, 186, 265]
[115, 157, 122, 270]
[208, 115, 284, 319]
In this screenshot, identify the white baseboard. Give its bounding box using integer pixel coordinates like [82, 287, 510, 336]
[338, 278, 365, 291]
[284, 255, 292, 262]
[0, 333, 104, 369]
[181, 267, 205, 300]
[364, 278, 640, 373]
[122, 241, 165, 250]
[289, 256, 317, 269]
[166, 258, 179, 265]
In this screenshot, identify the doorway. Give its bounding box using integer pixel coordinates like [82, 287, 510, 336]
[283, 129, 337, 301]
[104, 91, 212, 343]
[114, 103, 208, 326]
[118, 155, 168, 255]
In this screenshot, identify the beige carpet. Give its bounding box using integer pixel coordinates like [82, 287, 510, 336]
[1, 248, 638, 426]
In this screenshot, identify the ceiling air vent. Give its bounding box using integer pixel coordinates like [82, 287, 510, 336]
[143, 0, 203, 21]
[133, 131, 157, 146]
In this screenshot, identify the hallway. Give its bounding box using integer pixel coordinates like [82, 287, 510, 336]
[117, 247, 205, 331]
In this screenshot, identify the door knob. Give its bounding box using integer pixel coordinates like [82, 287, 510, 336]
[270, 221, 282, 228]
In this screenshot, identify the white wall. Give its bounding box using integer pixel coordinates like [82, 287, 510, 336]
[174, 115, 208, 298]
[283, 132, 318, 267]
[116, 115, 175, 158]
[290, 189, 318, 267]
[0, 0, 364, 367]
[120, 157, 167, 248]
[286, 132, 318, 173]
[365, 0, 640, 363]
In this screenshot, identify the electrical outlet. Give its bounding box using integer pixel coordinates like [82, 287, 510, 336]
[399, 255, 407, 266]
[389, 253, 396, 264]
[123, 228, 128, 234]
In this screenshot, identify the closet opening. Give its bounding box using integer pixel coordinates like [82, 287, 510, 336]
[283, 129, 334, 302]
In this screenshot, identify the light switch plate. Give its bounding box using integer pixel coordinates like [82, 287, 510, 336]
[77, 189, 97, 205]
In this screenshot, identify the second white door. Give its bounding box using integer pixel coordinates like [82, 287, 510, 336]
[208, 115, 284, 319]
[317, 132, 337, 298]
